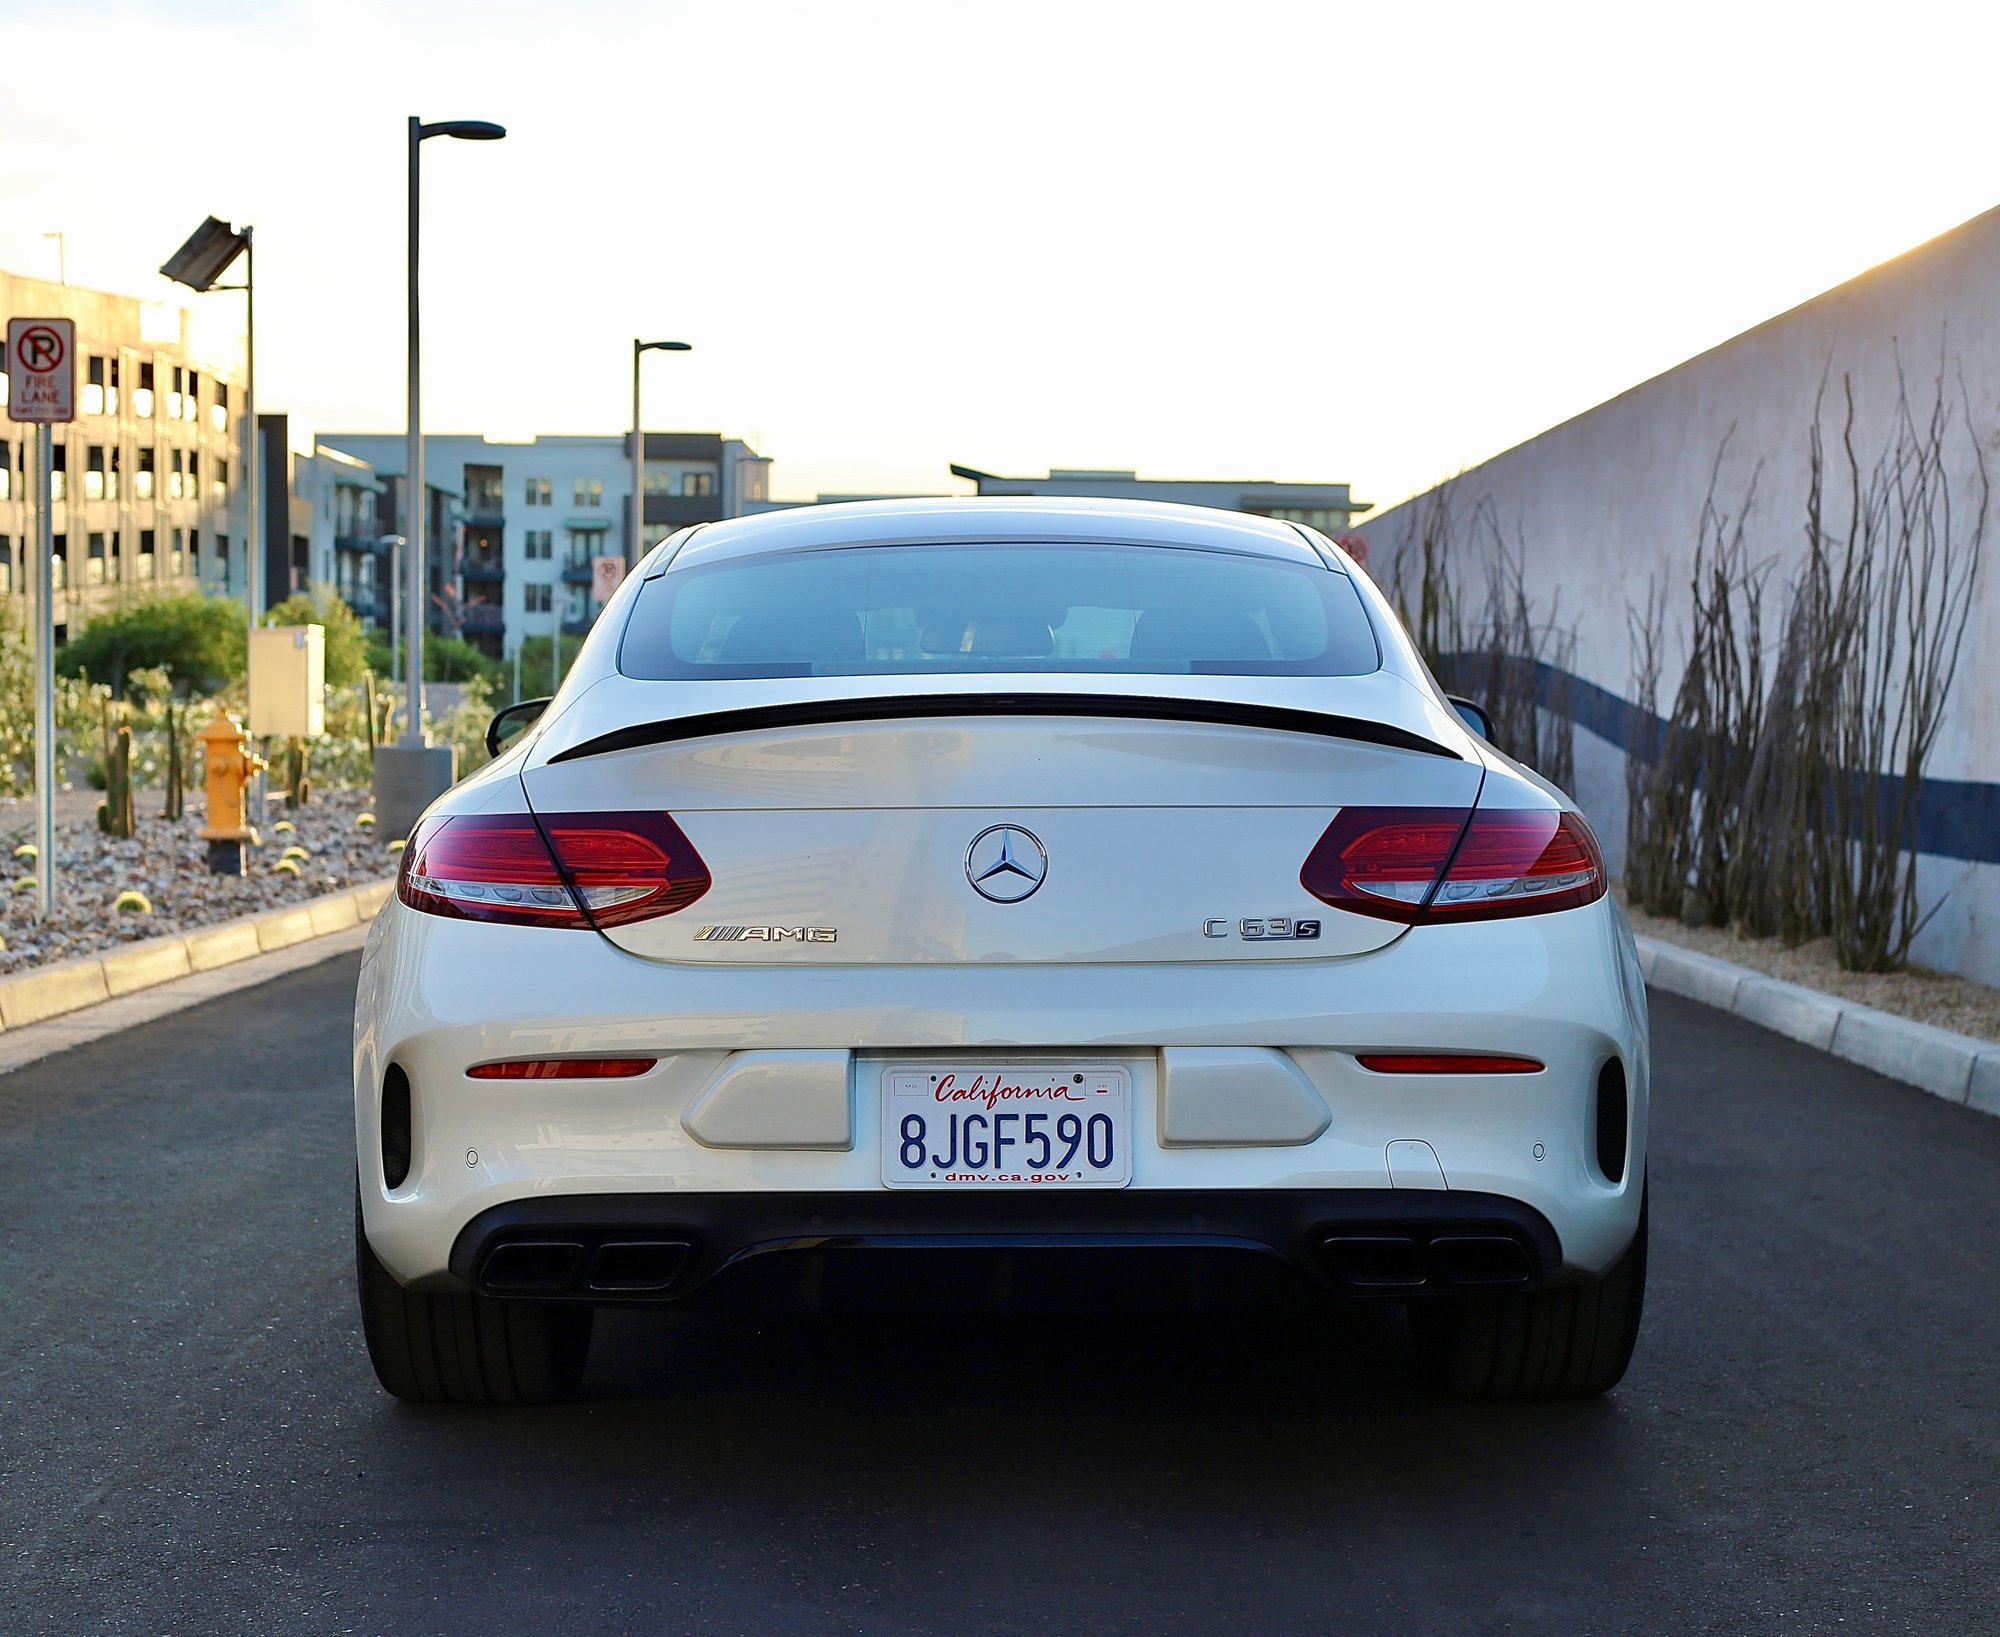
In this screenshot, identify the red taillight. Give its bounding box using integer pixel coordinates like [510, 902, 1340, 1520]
[1356, 1053, 1545, 1074]
[397, 812, 710, 929]
[467, 1058, 658, 1079]
[1301, 807, 1605, 924]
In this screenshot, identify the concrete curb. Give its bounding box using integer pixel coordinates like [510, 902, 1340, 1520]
[1636, 934, 2000, 1118]
[0, 879, 393, 1034]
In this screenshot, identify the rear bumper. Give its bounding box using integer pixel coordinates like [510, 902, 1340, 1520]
[447, 1187, 1564, 1303]
[355, 895, 1649, 1289]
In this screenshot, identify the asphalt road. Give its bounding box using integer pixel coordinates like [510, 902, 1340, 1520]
[4, 955, 1998, 1636]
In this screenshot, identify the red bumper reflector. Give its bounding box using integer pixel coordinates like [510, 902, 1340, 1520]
[1356, 1053, 1545, 1075]
[467, 1058, 658, 1080]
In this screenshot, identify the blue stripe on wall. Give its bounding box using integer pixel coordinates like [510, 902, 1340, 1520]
[1498, 658, 2000, 868]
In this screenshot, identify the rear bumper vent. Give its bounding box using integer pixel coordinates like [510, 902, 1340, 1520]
[380, 1066, 413, 1190]
[1595, 1059, 1629, 1185]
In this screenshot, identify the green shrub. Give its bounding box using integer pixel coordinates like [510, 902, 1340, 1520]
[56, 592, 245, 698]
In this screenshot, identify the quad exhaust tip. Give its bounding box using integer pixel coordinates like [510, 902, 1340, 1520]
[1319, 1231, 1535, 1291]
[477, 1236, 695, 1296]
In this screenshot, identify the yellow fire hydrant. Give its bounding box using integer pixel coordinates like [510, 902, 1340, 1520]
[199, 708, 266, 874]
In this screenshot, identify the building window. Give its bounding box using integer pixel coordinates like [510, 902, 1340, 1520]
[0, 536, 10, 595]
[213, 534, 229, 579]
[139, 528, 155, 581]
[572, 477, 602, 508]
[565, 530, 599, 566]
[135, 363, 155, 419]
[0, 440, 9, 501]
[84, 356, 108, 415]
[682, 471, 715, 497]
[212, 459, 227, 502]
[170, 449, 185, 500]
[167, 366, 185, 422]
[51, 534, 66, 590]
[524, 476, 551, 506]
[185, 371, 201, 422]
[49, 444, 65, 502]
[87, 532, 106, 586]
[524, 529, 552, 559]
[525, 582, 552, 614]
[210, 382, 228, 433]
[171, 528, 185, 579]
[136, 449, 155, 499]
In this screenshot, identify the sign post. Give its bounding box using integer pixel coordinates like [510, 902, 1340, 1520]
[8, 317, 77, 919]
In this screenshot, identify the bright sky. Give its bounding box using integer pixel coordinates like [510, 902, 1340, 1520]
[3, 0, 1997, 509]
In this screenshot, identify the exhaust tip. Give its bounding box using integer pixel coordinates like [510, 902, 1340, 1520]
[1320, 1234, 1428, 1289]
[586, 1239, 695, 1293]
[1427, 1233, 1534, 1287]
[479, 1239, 585, 1294]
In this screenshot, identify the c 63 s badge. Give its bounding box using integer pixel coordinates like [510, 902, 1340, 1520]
[1203, 917, 1321, 940]
[694, 925, 838, 943]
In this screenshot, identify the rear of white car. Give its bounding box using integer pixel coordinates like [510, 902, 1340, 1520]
[354, 499, 1648, 1405]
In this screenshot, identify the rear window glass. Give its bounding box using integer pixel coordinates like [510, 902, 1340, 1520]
[618, 543, 1380, 679]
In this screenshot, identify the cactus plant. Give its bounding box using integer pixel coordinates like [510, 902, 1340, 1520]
[112, 888, 153, 915]
[283, 735, 312, 809]
[97, 720, 136, 838]
[161, 701, 185, 821]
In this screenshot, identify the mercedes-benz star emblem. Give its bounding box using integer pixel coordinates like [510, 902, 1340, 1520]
[964, 824, 1048, 903]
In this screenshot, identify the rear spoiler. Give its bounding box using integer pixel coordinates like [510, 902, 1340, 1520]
[546, 691, 1462, 764]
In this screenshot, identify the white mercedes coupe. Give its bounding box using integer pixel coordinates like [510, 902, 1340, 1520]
[353, 498, 1648, 1404]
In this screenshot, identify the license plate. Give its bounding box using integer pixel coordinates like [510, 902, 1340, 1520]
[881, 1064, 1132, 1188]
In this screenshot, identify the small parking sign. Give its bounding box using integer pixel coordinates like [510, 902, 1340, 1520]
[7, 318, 77, 423]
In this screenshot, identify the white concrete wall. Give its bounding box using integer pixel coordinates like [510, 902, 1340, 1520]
[1355, 205, 2000, 986]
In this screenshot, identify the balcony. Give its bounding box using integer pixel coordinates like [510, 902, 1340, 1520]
[335, 534, 393, 557]
[561, 614, 594, 636]
[461, 557, 505, 583]
[561, 560, 594, 584]
[461, 604, 505, 635]
[465, 502, 506, 528]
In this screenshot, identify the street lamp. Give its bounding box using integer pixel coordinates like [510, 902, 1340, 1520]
[161, 217, 257, 652]
[631, 339, 691, 567]
[376, 114, 506, 841]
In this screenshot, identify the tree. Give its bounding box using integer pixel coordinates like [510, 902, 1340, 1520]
[56, 591, 245, 699]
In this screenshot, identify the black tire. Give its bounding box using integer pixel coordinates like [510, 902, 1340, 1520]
[355, 1192, 593, 1405]
[1411, 1193, 1647, 1401]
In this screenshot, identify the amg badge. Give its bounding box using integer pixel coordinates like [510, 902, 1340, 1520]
[1202, 917, 1321, 940]
[694, 925, 838, 943]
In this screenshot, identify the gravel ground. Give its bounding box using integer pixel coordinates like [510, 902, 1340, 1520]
[0, 785, 396, 974]
[1623, 892, 2000, 1044]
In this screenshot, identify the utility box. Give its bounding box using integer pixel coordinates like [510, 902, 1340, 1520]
[248, 624, 326, 738]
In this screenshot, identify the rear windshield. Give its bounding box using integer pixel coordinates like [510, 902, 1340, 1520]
[618, 542, 1381, 679]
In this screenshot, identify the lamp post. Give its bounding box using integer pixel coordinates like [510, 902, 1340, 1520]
[630, 339, 691, 567]
[375, 114, 505, 840]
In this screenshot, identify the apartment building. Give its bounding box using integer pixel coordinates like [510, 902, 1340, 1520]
[1, 269, 248, 634]
[319, 431, 769, 657]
